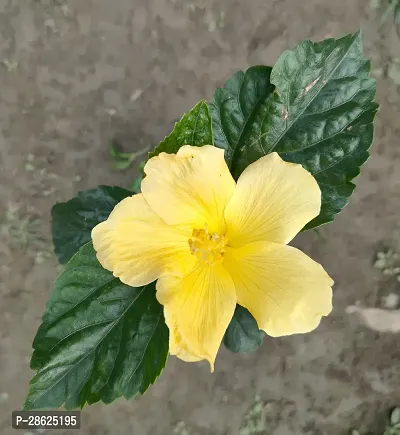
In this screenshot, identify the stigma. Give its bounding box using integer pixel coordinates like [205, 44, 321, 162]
[188, 225, 228, 265]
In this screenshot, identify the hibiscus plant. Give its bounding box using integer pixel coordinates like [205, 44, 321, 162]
[24, 30, 378, 409]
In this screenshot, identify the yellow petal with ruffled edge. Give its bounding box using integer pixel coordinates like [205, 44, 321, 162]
[156, 264, 236, 371]
[92, 194, 196, 287]
[224, 153, 321, 248]
[141, 145, 236, 234]
[164, 311, 203, 363]
[224, 241, 333, 337]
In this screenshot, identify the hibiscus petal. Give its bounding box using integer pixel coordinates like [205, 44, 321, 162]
[165, 311, 203, 363]
[92, 194, 195, 287]
[224, 152, 321, 247]
[141, 145, 236, 233]
[224, 242, 333, 337]
[156, 264, 237, 371]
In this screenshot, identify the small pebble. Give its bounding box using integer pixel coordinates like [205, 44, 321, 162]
[382, 293, 400, 309]
[173, 422, 190, 435]
[24, 162, 35, 172]
[43, 188, 55, 197]
[388, 60, 400, 86]
[0, 392, 9, 402]
[106, 108, 117, 116]
[130, 89, 143, 102]
[369, 0, 381, 9]
[61, 4, 70, 16]
[44, 19, 57, 32]
[1, 59, 19, 72]
[372, 67, 383, 78]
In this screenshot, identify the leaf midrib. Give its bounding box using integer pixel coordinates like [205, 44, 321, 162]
[123, 308, 163, 394]
[26, 283, 151, 409]
[190, 101, 203, 145]
[41, 273, 116, 330]
[269, 34, 358, 153]
[235, 316, 255, 341]
[218, 69, 274, 171]
[231, 85, 271, 171]
[282, 105, 370, 157]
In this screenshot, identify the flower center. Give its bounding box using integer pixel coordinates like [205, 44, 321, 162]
[188, 225, 227, 265]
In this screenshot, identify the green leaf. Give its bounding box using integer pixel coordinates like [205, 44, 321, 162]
[149, 100, 213, 158]
[130, 161, 146, 193]
[210, 31, 378, 229]
[223, 306, 264, 353]
[109, 141, 137, 170]
[52, 186, 132, 264]
[24, 243, 168, 410]
[209, 65, 275, 176]
[109, 141, 149, 171]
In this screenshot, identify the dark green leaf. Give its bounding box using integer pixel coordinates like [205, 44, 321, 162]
[210, 31, 378, 229]
[52, 186, 132, 264]
[209, 65, 275, 175]
[149, 100, 213, 158]
[24, 243, 169, 410]
[223, 306, 264, 353]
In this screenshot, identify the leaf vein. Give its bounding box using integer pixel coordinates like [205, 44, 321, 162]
[269, 34, 359, 152]
[29, 284, 150, 408]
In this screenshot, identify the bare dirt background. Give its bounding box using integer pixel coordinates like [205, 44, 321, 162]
[1, 0, 400, 434]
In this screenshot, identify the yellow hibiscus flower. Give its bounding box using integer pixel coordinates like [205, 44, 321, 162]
[92, 145, 333, 371]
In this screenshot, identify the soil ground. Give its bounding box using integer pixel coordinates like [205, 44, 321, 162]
[1, 0, 400, 434]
